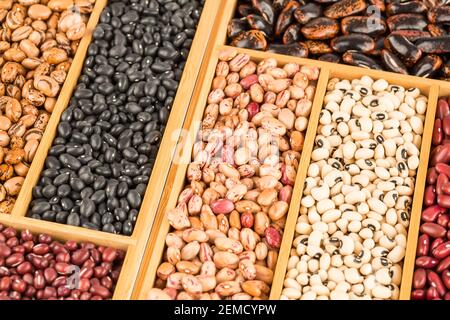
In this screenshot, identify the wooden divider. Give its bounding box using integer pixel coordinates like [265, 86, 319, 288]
[0, 0, 222, 299]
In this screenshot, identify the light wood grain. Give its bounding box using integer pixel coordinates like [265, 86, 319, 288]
[0, 0, 221, 300]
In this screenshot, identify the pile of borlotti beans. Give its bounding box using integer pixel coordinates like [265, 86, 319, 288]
[0, 0, 93, 214]
[228, 0, 450, 80]
[412, 97, 450, 300]
[147, 49, 319, 300]
[0, 224, 124, 300]
[281, 75, 427, 300]
[26, 0, 205, 236]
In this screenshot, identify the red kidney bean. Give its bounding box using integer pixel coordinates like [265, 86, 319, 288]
[437, 174, 449, 196]
[413, 268, 427, 289]
[436, 163, 450, 177]
[416, 256, 439, 269]
[424, 186, 437, 207]
[428, 271, 447, 297]
[431, 238, 445, 252]
[442, 270, 450, 290]
[433, 118, 443, 146]
[422, 205, 445, 222]
[427, 167, 439, 185]
[420, 222, 447, 238]
[417, 234, 430, 257]
[443, 116, 450, 136]
[437, 214, 450, 228]
[437, 255, 450, 273]
[427, 287, 440, 300]
[442, 182, 450, 195]
[437, 99, 450, 120]
[431, 144, 450, 167]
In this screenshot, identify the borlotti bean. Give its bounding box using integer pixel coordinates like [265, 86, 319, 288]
[147, 50, 318, 300]
[412, 97, 450, 301]
[0, 0, 93, 214]
[25, 0, 205, 235]
[0, 224, 125, 300]
[281, 76, 427, 300]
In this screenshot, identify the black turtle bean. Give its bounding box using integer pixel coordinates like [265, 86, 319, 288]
[27, 0, 205, 235]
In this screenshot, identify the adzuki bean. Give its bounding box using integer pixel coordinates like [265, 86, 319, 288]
[413, 97, 450, 300]
[0, 224, 124, 300]
[26, 0, 205, 235]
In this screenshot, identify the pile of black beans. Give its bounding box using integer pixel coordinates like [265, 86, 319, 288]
[26, 0, 205, 235]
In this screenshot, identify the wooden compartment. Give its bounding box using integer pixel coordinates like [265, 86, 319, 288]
[1, 0, 222, 299]
[134, 0, 450, 299]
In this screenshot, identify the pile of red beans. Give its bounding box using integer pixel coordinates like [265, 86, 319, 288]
[412, 98, 450, 300]
[0, 224, 124, 300]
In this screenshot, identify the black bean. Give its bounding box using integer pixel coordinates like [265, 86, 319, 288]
[27, 0, 205, 235]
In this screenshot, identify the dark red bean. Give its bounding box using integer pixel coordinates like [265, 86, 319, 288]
[427, 287, 440, 300]
[421, 223, 447, 238]
[20, 230, 33, 242]
[442, 270, 450, 290]
[43, 286, 57, 299]
[433, 119, 443, 146]
[424, 186, 437, 207]
[38, 234, 52, 244]
[417, 234, 431, 257]
[11, 279, 26, 293]
[34, 271, 45, 289]
[416, 256, 439, 269]
[80, 292, 91, 300]
[22, 273, 33, 286]
[43, 268, 57, 283]
[0, 244, 11, 258]
[436, 174, 448, 196]
[90, 284, 111, 299]
[427, 167, 439, 185]
[437, 194, 450, 209]
[80, 266, 94, 279]
[55, 252, 70, 263]
[428, 271, 447, 297]
[411, 289, 426, 300]
[6, 237, 18, 248]
[32, 244, 49, 255]
[16, 262, 33, 275]
[431, 238, 445, 252]
[437, 99, 450, 120]
[78, 278, 91, 292]
[422, 205, 445, 222]
[0, 277, 11, 291]
[413, 268, 427, 289]
[437, 214, 450, 228]
[436, 256, 450, 273]
[5, 253, 24, 267]
[433, 241, 450, 259]
[71, 249, 90, 265]
[102, 247, 118, 263]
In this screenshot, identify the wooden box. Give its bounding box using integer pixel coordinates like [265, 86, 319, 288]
[134, 0, 450, 300]
[0, 0, 221, 299]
